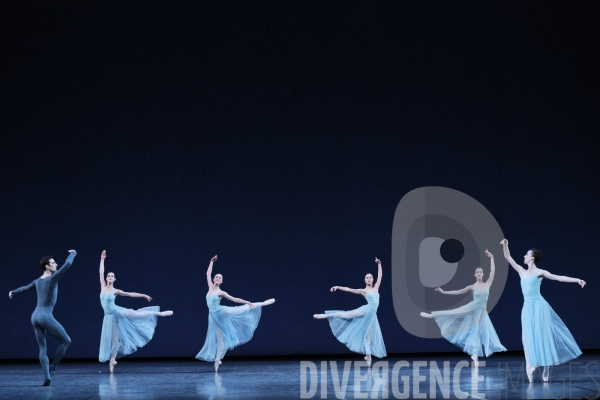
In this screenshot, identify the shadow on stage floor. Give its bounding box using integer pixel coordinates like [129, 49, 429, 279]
[1, 352, 598, 399]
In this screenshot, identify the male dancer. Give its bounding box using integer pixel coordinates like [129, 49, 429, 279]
[9, 250, 77, 386]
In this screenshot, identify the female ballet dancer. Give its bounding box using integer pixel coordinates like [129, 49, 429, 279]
[196, 255, 275, 372]
[99, 250, 173, 373]
[420, 249, 506, 367]
[314, 257, 387, 367]
[9, 250, 77, 386]
[501, 239, 584, 383]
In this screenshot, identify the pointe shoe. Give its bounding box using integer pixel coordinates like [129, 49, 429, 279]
[542, 367, 549, 382]
[420, 312, 433, 319]
[471, 355, 479, 368]
[110, 360, 117, 373]
[263, 299, 275, 306]
[160, 311, 174, 317]
[214, 360, 222, 372]
[526, 367, 535, 383]
[364, 355, 372, 368]
[43, 377, 52, 386]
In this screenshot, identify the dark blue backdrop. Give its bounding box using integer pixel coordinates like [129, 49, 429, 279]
[1, 2, 599, 359]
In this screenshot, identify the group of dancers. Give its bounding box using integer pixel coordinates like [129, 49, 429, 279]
[9, 239, 585, 386]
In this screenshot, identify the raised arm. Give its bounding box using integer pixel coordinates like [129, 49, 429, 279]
[435, 285, 472, 295]
[485, 249, 496, 287]
[539, 270, 586, 288]
[374, 257, 383, 290]
[99, 250, 107, 287]
[500, 239, 524, 275]
[220, 291, 253, 308]
[52, 250, 77, 280]
[9, 280, 36, 299]
[206, 255, 217, 289]
[114, 289, 152, 302]
[330, 286, 365, 295]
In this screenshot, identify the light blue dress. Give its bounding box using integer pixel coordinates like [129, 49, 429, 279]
[99, 291, 160, 362]
[520, 271, 582, 368]
[432, 285, 506, 357]
[196, 291, 263, 362]
[325, 292, 387, 358]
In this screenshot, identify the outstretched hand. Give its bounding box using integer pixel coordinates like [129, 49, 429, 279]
[375, 257, 381, 265]
[68, 249, 76, 253]
[144, 295, 153, 302]
[434, 287, 444, 293]
[484, 249, 493, 258]
[330, 286, 339, 292]
[247, 301, 254, 308]
[211, 255, 218, 263]
[101, 250, 107, 260]
[578, 280, 586, 288]
[500, 239, 508, 245]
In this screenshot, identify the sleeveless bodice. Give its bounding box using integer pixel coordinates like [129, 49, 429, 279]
[100, 291, 117, 315]
[520, 272, 542, 299]
[366, 292, 380, 310]
[206, 292, 222, 312]
[472, 285, 489, 306]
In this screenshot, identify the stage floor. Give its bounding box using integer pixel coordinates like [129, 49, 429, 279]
[1, 354, 598, 399]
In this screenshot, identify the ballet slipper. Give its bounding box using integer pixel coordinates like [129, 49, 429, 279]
[109, 360, 117, 373]
[527, 366, 535, 383]
[471, 355, 479, 368]
[42, 377, 52, 386]
[364, 355, 372, 368]
[313, 314, 326, 319]
[214, 360, 222, 372]
[542, 366, 549, 382]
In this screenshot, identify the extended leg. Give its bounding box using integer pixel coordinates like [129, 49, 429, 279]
[364, 327, 373, 367]
[44, 315, 72, 376]
[33, 322, 51, 386]
[214, 330, 224, 372]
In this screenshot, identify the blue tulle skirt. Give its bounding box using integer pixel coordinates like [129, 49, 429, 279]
[196, 304, 263, 362]
[99, 305, 159, 362]
[432, 304, 507, 357]
[522, 296, 582, 367]
[325, 305, 387, 358]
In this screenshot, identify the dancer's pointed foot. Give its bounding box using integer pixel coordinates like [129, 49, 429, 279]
[214, 360, 222, 372]
[420, 312, 434, 319]
[159, 311, 173, 317]
[542, 366, 549, 382]
[364, 355, 372, 368]
[109, 360, 117, 373]
[527, 367, 535, 383]
[263, 298, 275, 306]
[49, 366, 56, 377]
[471, 355, 479, 368]
[42, 377, 52, 386]
[313, 314, 327, 319]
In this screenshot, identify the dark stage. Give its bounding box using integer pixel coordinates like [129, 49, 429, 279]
[1, 354, 598, 399]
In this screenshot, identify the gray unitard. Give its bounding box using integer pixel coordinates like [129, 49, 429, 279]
[11, 252, 77, 381]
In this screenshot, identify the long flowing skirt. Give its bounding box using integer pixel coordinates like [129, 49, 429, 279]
[522, 297, 581, 367]
[432, 302, 506, 357]
[325, 305, 387, 358]
[99, 306, 159, 362]
[196, 304, 263, 362]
